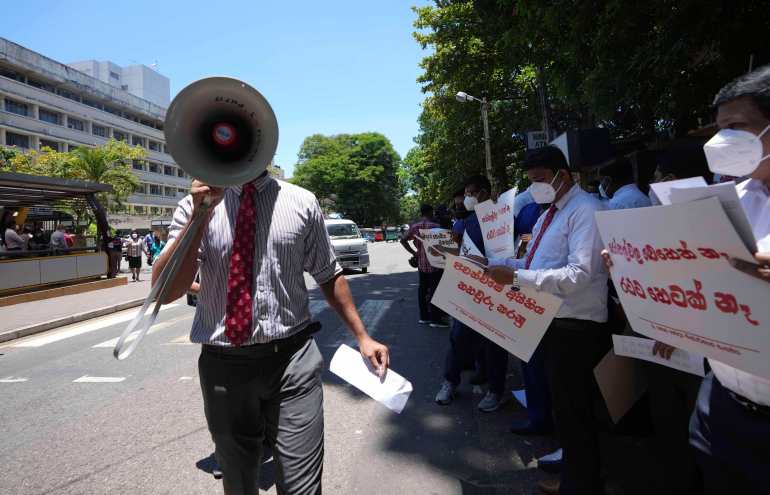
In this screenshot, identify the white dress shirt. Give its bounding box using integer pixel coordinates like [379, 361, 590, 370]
[489, 184, 609, 323]
[709, 178, 770, 406]
[4, 228, 26, 250]
[608, 183, 652, 210]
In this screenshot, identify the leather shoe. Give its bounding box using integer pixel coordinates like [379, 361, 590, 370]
[537, 479, 560, 494]
[509, 419, 548, 435]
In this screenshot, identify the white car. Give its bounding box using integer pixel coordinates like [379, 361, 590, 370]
[325, 219, 370, 273]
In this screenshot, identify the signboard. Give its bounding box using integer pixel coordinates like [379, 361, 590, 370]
[418, 228, 457, 269]
[475, 188, 517, 258]
[526, 130, 548, 150]
[596, 197, 770, 380]
[431, 255, 562, 362]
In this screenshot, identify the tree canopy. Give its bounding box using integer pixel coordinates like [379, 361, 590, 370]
[291, 132, 404, 226]
[408, 0, 770, 205]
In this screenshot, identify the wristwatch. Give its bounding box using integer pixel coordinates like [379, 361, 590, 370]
[511, 270, 520, 292]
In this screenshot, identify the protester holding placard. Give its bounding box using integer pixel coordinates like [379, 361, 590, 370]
[688, 65, 770, 494]
[484, 146, 610, 495]
[401, 204, 447, 327]
[435, 175, 510, 413]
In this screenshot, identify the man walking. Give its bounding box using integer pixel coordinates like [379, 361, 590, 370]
[401, 204, 447, 327]
[153, 172, 389, 495]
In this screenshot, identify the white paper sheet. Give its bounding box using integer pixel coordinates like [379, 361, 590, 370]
[329, 344, 413, 414]
[612, 334, 706, 377]
[648, 177, 707, 206]
[460, 231, 483, 257]
[668, 182, 757, 252]
[538, 448, 562, 463]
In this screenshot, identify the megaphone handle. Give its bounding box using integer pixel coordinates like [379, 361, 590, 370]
[113, 203, 211, 360]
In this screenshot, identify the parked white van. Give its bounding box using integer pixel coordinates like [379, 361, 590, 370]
[325, 219, 370, 273]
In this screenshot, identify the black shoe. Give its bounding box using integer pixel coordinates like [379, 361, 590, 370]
[509, 419, 548, 436]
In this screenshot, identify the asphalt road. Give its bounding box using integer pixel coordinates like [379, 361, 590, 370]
[0, 242, 656, 495]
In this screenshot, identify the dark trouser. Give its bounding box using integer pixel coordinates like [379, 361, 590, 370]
[444, 320, 508, 394]
[199, 338, 325, 495]
[418, 270, 445, 322]
[542, 318, 611, 495]
[647, 362, 702, 495]
[523, 343, 553, 432]
[689, 372, 770, 495]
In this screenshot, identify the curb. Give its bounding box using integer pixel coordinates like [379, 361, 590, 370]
[0, 298, 146, 344]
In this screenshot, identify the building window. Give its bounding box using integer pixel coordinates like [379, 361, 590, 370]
[39, 108, 62, 125]
[134, 205, 145, 214]
[27, 78, 57, 93]
[132, 160, 145, 171]
[104, 106, 120, 116]
[135, 184, 146, 194]
[148, 140, 160, 152]
[39, 139, 59, 151]
[0, 67, 24, 82]
[83, 98, 102, 110]
[92, 124, 108, 137]
[177, 168, 185, 178]
[178, 188, 187, 195]
[166, 208, 174, 216]
[147, 162, 159, 174]
[57, 89, 81, 103]
[67, 116, 85, 131]
[149, 184, 162, 195]
[165, 187, 176, 197]
[4, 98, 29, 116]
[164, 165, 175, 176]
[110, 71, 120, 80]
[131, 135, 145, 147]
[113, 131, 127, 142]
[6, 132, 30, 148]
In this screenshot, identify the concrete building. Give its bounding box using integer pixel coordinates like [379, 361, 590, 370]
[0, 37, 189, 231]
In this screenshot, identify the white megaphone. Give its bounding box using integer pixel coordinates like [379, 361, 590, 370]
[113, 77, 278, 360]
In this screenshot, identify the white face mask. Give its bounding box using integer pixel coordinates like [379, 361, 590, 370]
[704, 123, 770, 177]
[131, 234, 138, 240]
[598, 183, 610, 199]
[528, 172, 563, 204]
[463, 195, 479, 211]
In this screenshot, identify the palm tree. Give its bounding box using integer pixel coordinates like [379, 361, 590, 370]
[70, 140, 142, 213]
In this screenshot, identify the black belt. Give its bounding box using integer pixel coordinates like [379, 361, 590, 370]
[729, 391, 770, 419]
[202, 321, 322, 358]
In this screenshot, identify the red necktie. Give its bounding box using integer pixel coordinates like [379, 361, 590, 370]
[225, 181, 257, 346]
[524, 204, 557, 269]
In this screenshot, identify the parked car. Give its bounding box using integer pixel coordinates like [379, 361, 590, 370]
[326, 219, 370, 273]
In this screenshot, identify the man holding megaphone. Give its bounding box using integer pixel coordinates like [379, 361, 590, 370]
[151, 77, 389, 495]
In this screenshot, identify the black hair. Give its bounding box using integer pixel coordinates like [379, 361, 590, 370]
[420, 203, 434, 216]
[464, 174, 491, 192]
[658, 140, 712, 182]
[452, 187, 465, 199]
[601, 156, 634, 184]
[713, 64, 770, 119]
[522, 146, 569, 173]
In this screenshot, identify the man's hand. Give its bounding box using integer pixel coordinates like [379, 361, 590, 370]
[756, 252, 770, 280]
[729, 254, 770, 284]
[464, 254, 488, 266]
[652, 341, 676, 360]
[191, 180, 225, 214]
[601, 249, 613, 271]
[358, 336, 390, 378]
[487, 265, 515, 285]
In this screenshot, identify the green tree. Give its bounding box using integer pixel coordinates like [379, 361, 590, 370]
[292, 133, 402, 226]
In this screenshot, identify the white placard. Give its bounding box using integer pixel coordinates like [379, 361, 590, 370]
[596, 197, 770, 380]
[329, 344, 413, 414]
[418, 228, 456, 269]
[431, 255, 562, 362]
[475, 187, 517, 258]
[669, 181, 756, 252]
[612, 334, 706, 377]
[648, 177, 707, 205]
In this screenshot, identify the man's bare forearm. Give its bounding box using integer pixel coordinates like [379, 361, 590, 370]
[152, 219, 206, 303]
[319, 273, 370, 342]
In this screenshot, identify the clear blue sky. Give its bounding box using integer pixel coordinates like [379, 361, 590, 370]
[3, 0, 432, 177]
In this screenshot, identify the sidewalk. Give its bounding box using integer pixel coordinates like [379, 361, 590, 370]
[0, 261, 156, 342]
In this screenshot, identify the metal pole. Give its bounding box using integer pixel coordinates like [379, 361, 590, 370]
[480, 98, 495, 189]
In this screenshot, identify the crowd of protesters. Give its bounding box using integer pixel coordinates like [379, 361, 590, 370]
[400, 65, 770, 495]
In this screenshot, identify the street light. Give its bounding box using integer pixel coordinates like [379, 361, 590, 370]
[455, 91, 494, 188]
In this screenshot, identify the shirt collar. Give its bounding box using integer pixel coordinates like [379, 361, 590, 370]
[742, 178, 770, 196]
[614, 183, 639, 196]
[554, 183, 581, 210]
[230, 171, 273, 196]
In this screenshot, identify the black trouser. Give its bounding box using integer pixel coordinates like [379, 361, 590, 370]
[542, 318, 611, 495]
[444, 319, 508, 394]
[646, 361, 703, 495]
[690, 372, 770, 495]
[418, 270, 444, 322]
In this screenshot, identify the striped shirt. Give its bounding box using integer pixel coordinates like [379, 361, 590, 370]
[126, 239, 144, 257]
[167, 174, 342, 346]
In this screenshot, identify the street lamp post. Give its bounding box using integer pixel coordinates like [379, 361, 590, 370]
[456, 91, 495, 189]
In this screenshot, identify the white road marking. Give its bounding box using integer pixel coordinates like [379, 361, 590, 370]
[11, 304, 179, 348]
[73, 375, 126, 383]
[178, 376, 194, 381]
[0, 377, 28, 383]
[91, 313, 194, 348]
